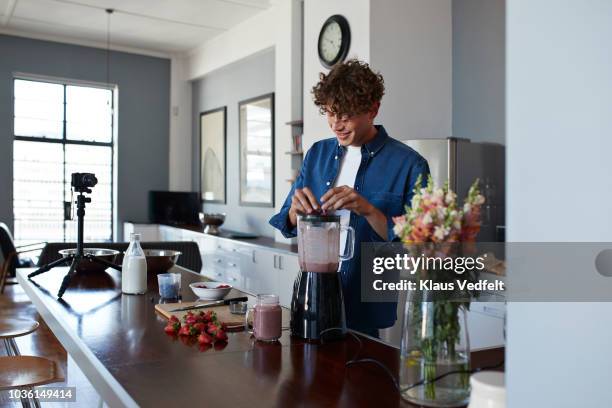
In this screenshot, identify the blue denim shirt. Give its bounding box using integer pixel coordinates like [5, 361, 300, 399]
[269, 125, 430, 330]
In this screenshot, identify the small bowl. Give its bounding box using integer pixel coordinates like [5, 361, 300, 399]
[189, 282, 232, 300]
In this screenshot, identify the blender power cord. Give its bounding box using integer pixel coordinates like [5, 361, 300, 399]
[319, 327, 504, 394]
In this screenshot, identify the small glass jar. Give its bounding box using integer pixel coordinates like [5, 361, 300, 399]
[245, 294, 282, 342]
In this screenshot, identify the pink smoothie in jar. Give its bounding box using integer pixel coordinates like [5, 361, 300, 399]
[250, 294, 282, 342]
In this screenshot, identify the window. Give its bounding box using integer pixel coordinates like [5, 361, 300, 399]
[13, 78, 115, 246]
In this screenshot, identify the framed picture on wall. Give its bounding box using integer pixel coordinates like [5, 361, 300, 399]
[239, 93, 274, 207]
[200, 107, 226, 203]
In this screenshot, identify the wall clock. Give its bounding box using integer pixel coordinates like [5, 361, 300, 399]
[318, 14, 351, 69]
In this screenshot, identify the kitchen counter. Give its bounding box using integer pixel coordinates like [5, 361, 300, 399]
[165, 223, 298, 255]
[17, 266, 503, 407]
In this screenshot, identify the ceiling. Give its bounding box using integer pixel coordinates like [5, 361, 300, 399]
[0, 0, 272, 56]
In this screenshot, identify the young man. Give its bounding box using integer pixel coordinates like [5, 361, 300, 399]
[270, 59, 429, 336]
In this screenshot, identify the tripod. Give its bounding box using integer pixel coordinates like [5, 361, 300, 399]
[28, 188, 122, 298]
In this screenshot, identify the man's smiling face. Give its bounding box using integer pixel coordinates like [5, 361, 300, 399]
[326, 104, 379, 147]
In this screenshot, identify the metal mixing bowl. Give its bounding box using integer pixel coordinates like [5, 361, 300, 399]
[142, 249, 181, 274]
[199, 212, 225, 235]
[58, 248, 120, 273]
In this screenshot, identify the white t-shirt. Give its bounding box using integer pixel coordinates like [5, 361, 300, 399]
[332, 145, 362, 256]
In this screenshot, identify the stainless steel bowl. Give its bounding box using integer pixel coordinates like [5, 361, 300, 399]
[142, 249, 181, 274]
[199, 212, 225, 235]
[58, 248, 120, 273]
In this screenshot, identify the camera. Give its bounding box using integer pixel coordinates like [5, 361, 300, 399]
[71, 172, 98, 191]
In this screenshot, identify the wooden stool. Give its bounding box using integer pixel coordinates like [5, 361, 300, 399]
[0, 356, 64, 407]
[0, 318, 40, 356]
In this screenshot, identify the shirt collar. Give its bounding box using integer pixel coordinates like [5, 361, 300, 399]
[335, 125, 389, 157]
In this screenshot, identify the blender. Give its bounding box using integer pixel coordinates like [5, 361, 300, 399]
[290, 214, 354, 341]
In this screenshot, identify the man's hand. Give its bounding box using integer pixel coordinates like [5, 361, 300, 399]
[320, 185, 374, 216]
[287, 187, 320, 227]
[321, 185, 389, 240]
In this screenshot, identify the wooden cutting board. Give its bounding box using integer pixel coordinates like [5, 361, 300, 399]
[155, 302, 245, 327]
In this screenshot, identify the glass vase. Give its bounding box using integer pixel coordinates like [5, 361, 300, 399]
[399, 291, 471, 407]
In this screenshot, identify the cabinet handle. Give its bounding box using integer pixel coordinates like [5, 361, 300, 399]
[273, 255, 277, 269]
[228, 277, 237, 282]
[215, 258, 222, 263]
[216, 272, 222, 277]
[228, 262, 236, 267]
[278, 256, 283, 270]
[252, 251, 256, 263]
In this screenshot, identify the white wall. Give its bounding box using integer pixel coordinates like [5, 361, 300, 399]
[183, 0, 303, 242]
[506, 1, 612, 406]
[370, 0, 452, 140]
[302, 0, 371, 152]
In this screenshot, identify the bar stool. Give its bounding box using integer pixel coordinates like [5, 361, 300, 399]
[0, 318, 64, 407]
[0, 318, 39, 356]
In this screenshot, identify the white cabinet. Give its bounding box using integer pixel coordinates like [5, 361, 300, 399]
[245, 247, 299, 307]
[140, 223, 300, 306]
[123, 223, 160, 241]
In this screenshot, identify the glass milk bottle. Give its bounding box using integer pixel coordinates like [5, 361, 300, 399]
[122, 233, 147, 294]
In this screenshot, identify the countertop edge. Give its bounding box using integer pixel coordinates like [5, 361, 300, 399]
[16, 269, 139, 408]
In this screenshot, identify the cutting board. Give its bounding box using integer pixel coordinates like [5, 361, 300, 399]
[155, 302, 245, 327]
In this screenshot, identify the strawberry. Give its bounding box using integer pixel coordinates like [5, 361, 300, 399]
[198, 332, 214, 345]
[215, 329, 228, 342]
[193, 322, 206, 333]
[185, 315, 197, 326]
[198, 343, 212, 352]
[207, 323, 219, 335]
[214, 341, 227, 351]
[169, 315, 179, 323]
[164, 324, 177, 335]
[178, 325, 191, 336]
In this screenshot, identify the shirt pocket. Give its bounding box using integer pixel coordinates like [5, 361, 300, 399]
[366, 192, 404, 217]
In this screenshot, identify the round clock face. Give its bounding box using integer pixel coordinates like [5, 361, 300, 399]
[320, 21, 342, 62]
[318, 15, 350, 68]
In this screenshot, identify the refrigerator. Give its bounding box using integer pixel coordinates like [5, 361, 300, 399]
[379, 138, 506, 349]
[402, 137, 506, 243]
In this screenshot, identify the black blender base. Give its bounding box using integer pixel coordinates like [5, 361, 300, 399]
[290, 270, 347, 341]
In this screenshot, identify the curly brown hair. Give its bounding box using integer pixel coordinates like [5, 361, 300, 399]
[312, 59, 385, 117]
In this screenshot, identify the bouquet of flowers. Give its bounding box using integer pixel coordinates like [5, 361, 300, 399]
[392, 175, 484, 244]
[394, 175, 485, 406]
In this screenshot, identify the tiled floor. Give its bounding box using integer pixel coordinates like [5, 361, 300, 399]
[0, 283, 103, 407]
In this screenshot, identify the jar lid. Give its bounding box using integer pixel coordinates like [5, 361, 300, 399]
[298, 214, 340, 223]
[470, 371, 506, 399]
[257, 294, 279, 305]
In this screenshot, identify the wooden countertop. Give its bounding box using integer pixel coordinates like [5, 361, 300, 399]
[17, 266, 503, 408]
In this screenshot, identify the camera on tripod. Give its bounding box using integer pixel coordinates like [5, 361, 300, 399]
[29, 171, 121, 298]
[71, 172, 98, 193]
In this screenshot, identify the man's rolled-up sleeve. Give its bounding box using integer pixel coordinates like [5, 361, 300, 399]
[269, 149, 310, 238]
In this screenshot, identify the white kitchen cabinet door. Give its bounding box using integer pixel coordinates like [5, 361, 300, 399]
[249, 248, 278, 296]
[275, 253, 300, 307]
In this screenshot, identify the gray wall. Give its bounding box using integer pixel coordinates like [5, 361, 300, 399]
[192, 49, 275, 237]
[0, 34, 170, 239]
[506, 0, 612, 406]
[452, 0, 505, 144]
[370, 0, 453, 141]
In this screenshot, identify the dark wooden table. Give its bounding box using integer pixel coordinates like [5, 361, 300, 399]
[17, 266, 503, 407]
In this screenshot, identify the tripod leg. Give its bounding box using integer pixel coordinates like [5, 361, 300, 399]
[87, 254, 122, 272]
[28, 256, 72, 278]
[57, 257, 79, 298]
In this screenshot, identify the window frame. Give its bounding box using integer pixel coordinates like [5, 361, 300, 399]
[12, 75, 117, 242]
